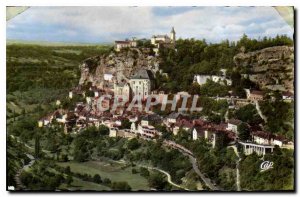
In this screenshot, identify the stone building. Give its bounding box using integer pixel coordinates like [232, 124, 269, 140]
[114, 38, 137, 51]
[113, 80, 131, 100]
[129, 69, 154, 100]
[151, 27, 176, 55]
[226, 118, 242, 134]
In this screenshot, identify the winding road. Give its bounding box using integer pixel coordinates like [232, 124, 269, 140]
[14, 154, 35, 190]
[138, 165, 189, 191]
[163, 140, 221, 191]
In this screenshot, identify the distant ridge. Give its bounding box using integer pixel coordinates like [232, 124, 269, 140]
[6, 39, 113, 46]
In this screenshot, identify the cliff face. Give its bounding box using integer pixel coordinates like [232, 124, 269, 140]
[78, 48, 160, 88]
[234, 46, 294, 92]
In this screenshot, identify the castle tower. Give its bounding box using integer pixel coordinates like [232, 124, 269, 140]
[170, 27, 176, 44]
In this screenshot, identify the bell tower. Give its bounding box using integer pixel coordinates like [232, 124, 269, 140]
[170, 27, 176, 44]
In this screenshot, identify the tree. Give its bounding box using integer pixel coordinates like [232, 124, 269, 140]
[64, 166, 71, 175]
[65, 175, 73, 186]
[93, 174, 102, 184]
[61, 154, 69, 162]
[34, 134, 40, 159]
[73, 138, 90, 162]
[127, 138, 140, 150]
[111, 181, 132, 190]
[99, 125, 109, 135]
[103, 178, 111, 185]
[238, 122, 250, 141]
[121, 119, 131, 129]
[188, 83, 201, 95]
[140, 167, 150, 177]
[148, 172, 167, 190]
[234, 104, 263, 125]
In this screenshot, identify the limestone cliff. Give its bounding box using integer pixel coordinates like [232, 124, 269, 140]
[234, 46, 294, 92]
[78, 48, 160, 88]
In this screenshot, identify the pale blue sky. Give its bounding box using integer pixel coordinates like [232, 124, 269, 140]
[6, 6, 294, 44]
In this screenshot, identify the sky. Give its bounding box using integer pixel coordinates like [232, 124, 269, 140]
[6, 6, 294, 44]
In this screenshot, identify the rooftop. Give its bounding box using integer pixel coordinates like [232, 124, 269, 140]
[228, 118, 242, 125]
[130, 69, 154, 80]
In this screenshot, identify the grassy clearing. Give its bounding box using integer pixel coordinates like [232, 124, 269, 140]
[59, 177, 110, 191]
[57, 160, 150, 191]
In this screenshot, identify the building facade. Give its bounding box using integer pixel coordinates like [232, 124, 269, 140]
[129, 69, 153, 100]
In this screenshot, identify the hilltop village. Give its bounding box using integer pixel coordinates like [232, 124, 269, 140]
[38, 27, 294, 158]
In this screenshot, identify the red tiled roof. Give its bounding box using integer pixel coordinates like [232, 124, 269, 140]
[282, 91, 294, 97]
[250, 90, 264, 96]
[228, 118, 242, 125]
[115, 41, 131, 44]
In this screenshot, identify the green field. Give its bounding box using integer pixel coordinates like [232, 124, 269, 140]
[57, 160, 150, 191]
[59, 177, 110, 191]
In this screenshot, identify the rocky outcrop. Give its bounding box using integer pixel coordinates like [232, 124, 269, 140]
[79, 48, 160, 88]
[234, 46, 294, 92]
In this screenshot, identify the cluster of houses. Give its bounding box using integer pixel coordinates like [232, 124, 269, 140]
[193, 69, 232, 86]
[39, 91, 293, 156]
[193, 70, 294, 105]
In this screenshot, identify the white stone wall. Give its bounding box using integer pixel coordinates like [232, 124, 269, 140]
[129, 79, 150, 100]
[192, 128, 198, 140]
[194, 75, 211, 85]
[227, 123, 238, 133]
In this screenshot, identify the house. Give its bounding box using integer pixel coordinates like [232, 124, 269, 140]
[245, 89, 264, 101]
[89, 86, 101, 98]
[251, 130, 290, 147]
[131, 121, 160, 139]
[173, 119, 193, 135]
[211, 75, 232, 86]
[141, 114, 163, 126]
[282, 91, 294, 101]
[109, 127, 118, 137]
[114, 80, 131, 100]
[193, 74, 232, 86]
[192, 126, 219, 148]
[69, 85, 84, 99]
[114, 38, 137, 51]
[109, 127, 136, 139]
[192, 126, 205, 140]
[137, 124, 160, 139]
[193, 75, 211, 85]
[104, 73, 114, 81]
[129, 69, 154, 100]
[166, 112, 182, 125]
[226, 118, 242, 133]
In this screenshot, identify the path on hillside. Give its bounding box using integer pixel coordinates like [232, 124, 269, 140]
[228, 145, 241, 191]
[138, 165, 189, 191]
[14, 154, 35, 190]
[255, 101, 267, 122]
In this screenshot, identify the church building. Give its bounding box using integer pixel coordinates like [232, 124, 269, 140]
[129, 69, 154, 100]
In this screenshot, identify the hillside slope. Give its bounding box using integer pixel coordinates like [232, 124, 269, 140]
[234, 46, 294, 92]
